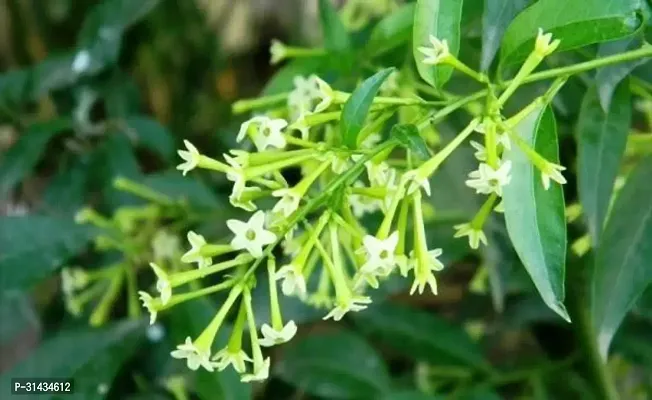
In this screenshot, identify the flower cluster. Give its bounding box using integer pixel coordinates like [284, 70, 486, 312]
[136, 28, 568, 381]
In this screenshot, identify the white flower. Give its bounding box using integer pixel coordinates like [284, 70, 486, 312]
[410, 249, 444, 295]
[288, 112, 311, 140]
[259, 321, 298, 347]
[534, 28, 560, 57]
[417, 35, 450, 65]
[353, 270, 380, 291]
[360, 133, 382, 149]
[180, 231, 212, 268]
[404, 170, 431, 196]
[470, 141, 487, 162]
[236, 116, 267, 143]
[152, 230, 180, 261]
[176, 140, 201, 176]
[349, 185, 381, 217]
[497, 132, 511, 150]
[271, 188, 302, 217]
[269, 39, 287, 65]
[313, 77, 334, 113]
[365, 161, 391, 186]
[61, 267, 89, 294]
[170, 337, 215, 372]
[253, 118, 288, 151]
[331, 153, 350, 174]
[224, 153, 247, 190]
[230, 184, 261, 212]
[323, 295, 372, 321]
[360, 232, 399, 275]
[453, 223, 488, 249]
[138, 291, 158, 325]
[275, 264, 307, 298]
[227, 211, 277, 258]
[395, 254, 411, 277]
[465, 161, 512, 196]
[212, 347, 252, 373]
[241, 357, 271, 382]
[149, 262, 171, 305]
[540, 161, 567, 190]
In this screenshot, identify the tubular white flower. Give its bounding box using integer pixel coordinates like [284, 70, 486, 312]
[223, 153, 247, 191]
[138, 291, 158, 325]
[360, 132, 382, 149]
[409, 249, 445, 295]
[240, 357, 271, 382]
[365, 161, 391, 186]
[271, 188, 302, 217]
[417, 35, 450, 65]
[314, 77, 334, 113]
[470, 141, 487, 162]
[230, 184, 261, 212]
[212, 347, 252, 373]
[453, 223, 488, 249]
[404, 170, 431, 196]
[170, 337, 216, 372]
[176, 140, 201, 176]
[541, 161, 567, 190]
[152, 230, 180, 261]
[323, 295, 372, 321]
[253, 118, 288, 151]
[534, 28, 560, 57]
[236, 116, 267, 143]
[269, 39, 287, 65]
[465, 161, 512, 197]
[360, 231, 399, 275]
[180, 231, 212, 268]
[259, 321, 297, 347]
[275, 263, 308, 298]
[227, 211, 277, 258]
[149, 262, 171, 305]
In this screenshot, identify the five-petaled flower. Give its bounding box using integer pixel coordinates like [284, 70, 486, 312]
[176, 140, 201, 176]
[418, 35, 450, 65]
[170, 337, 216, 372]
[227, 211, 277, 258]
[259, 321, 298, 347]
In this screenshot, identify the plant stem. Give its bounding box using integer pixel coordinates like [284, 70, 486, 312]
[566, 257, 619, 400]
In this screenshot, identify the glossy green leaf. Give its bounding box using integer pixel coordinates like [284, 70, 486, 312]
[341, 68, 395, 148]
[277, 330, 390, 399]
[0, 216, 97, 291]
[480, 0, 529, 71]
[390, 124, 431, 161]
[592, 157, 652, 358]
[577, 82, 631, 244]
[413, 0, 464, 88]
[367, 3, 416, 56]
[318, 0, 351, 52]
[0, 320, 144, 400]
[123, 116, 176, 161]
[352, 302, 487, 369]
[595, 37, 646, 111]
[0, 119, 71, 199]
[501, 0, 643, 66]
[42, 154, 93, 214]
[503, 106, 569, 321]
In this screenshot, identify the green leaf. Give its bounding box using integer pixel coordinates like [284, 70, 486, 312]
[341, 68, 395, 148]
[390, 124, 431, 161]
[140, 172, 222, 209]
[94, 134, 143, 209]
[413, 0, 464, 88]
[42, 154, 92, 214]
[0, 291, 38, 345]
[0, 118, 71, 199]
[577, 82, 631, 244]
[592, 157, 652, 357]
[122, 116, 176, 161]
[352, 302, 487, 369]
[277, 330, 390, 399]
[382, 391, 444, 400]
[480, 0, 529, 71]
[503, 106, 569, 321]
[0, 320, 144, 400]
[500, 0, 643, 66]
[367, 3, 416, 57]
[0, 216, 97, 291]
[595, 37, 646, 111]
[318, 0, 351, 52]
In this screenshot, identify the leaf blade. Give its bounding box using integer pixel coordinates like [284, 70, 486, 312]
[318, 0, 351, 52]
[413, 0, 464, 88]
[577, 81, 631, 244]
[503, 106, 569, 321]
[367, 3, 416, 57]
[592, 157, 652, 357]
[480, 0, 529, 71]
[341, 68, 395, 148]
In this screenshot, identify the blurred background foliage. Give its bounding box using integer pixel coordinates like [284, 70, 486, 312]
[0, 0, 651, 399]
